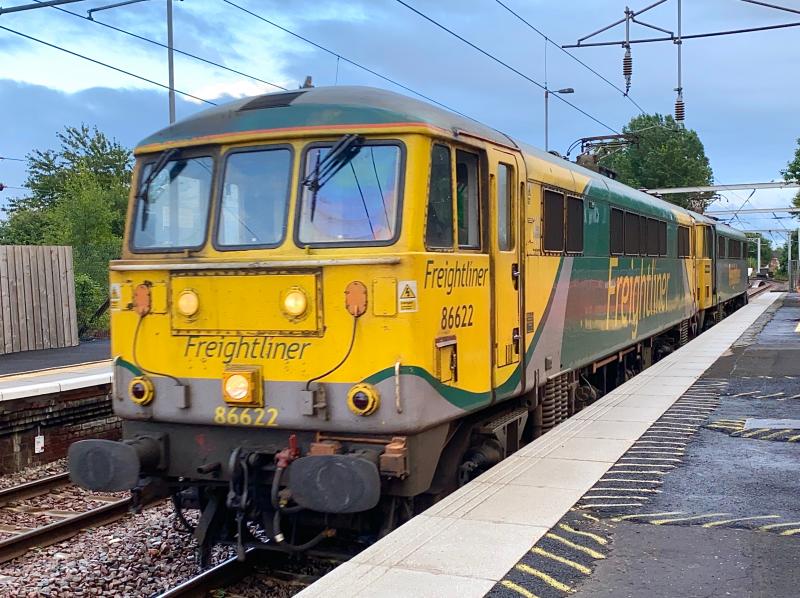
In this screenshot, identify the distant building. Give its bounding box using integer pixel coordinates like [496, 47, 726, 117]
[769, 256, 780, 273]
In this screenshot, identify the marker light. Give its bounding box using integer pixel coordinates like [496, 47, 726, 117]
[128, 376, 155, 406]
[177, 289, 200, 317]
[282, 288, 308, 318]
[224, 374, 250, 401]
[347, 383, 380, 416]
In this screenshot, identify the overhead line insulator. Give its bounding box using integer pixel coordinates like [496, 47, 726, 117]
[623, 47, 632, 94]
[675, 95, 685, 125]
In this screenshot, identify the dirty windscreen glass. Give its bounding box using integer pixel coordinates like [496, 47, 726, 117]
[217, 148, 292, 248]
[132, 156, 213, 250]
[297, 143, 402, 244]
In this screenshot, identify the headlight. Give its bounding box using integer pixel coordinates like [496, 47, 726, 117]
[128, 376, 155, 406]
[224, 374, 250, 401]
[347, 383, 380, 416]
[222, 367, 262, 406]
[177, 289, 200, 317]
[282, 288, 308, 318]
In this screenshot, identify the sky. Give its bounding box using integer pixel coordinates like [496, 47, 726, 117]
[1, 0, 798, 247]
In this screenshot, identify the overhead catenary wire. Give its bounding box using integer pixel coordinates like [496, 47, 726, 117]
[492, 0, 648, 115]
[393, 0, 620, 134]
[34, 0, 288, 91]
[221, 0, 473, 120]
[0, 25, 217, 106]
[0, 156, 26, 162]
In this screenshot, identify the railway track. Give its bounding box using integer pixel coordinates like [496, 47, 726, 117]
[0, 473, 130, 564]
[153, 548, 339, 598]
[748, 279, 776, 299]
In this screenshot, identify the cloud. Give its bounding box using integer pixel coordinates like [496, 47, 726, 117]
[0, 78, 207, 211]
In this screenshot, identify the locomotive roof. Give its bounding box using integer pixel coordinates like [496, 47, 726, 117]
[138, 85, 743, 237]
[137, 85, 514, 148]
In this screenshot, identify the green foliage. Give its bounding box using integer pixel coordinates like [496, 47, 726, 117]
[600, 114, 714, 210]
[781, 137, 800, 217]
[773, 231, 799, 279]
[0, 207, 51, 245]
[0, 125, 132, 334]
[74, 272, 108, 333]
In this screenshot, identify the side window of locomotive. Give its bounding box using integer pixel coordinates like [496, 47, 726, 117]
[566, 196, 584, 253]
[639, 216, 647, 255]
[543, 190, 564, 252]
[217, 148, 291, 248]
[717, 235, 727, 259]
[456, 150, 481, 249]
[497, 163, 513, 251]
[647, 218, 659, 256]
[658, 221, 667, 256]
[703, 227, 713, 258]
[624, 212, 640, 256]
[677, 225, 690, 257]
[729, 240, 742, 259]
[426, 144, 454, 249]
[610, 208, 624, 255]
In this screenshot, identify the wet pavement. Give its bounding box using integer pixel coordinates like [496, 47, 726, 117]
[0, 339, 110, 376]
[491, 293, 800, 598]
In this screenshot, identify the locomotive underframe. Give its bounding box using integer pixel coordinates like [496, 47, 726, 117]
[69, 291, 748, 563]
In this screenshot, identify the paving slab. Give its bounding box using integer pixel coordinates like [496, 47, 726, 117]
[488, 293, 800, 598]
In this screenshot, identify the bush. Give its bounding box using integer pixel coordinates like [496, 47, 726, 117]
[74, 272, 108, 335]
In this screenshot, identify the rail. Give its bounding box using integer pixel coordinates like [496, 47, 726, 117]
[0, 472, 71, 506]
[153, 550, 255, 598]
[748, 280, 775, 299]
[0, 475, 130, 564]
[153, 548, 335, 597]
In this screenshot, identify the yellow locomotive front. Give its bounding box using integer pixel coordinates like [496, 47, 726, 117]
[69, 87, 509, 558]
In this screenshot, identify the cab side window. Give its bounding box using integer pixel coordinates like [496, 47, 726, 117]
[456, 150, 481, 249]
[497, 163, 513, 251]
[703, 227, 714, 259]
[677, 225, 691, 257]
[426, 144, 454, 249]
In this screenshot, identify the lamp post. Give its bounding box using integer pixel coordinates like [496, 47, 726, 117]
[544, 87, 574, 152]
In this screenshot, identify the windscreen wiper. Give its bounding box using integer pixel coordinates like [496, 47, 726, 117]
[302, 134, 364, 221]
[138, 148, 179, 230]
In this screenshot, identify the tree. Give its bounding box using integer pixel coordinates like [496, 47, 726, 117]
[600, 114, 714, 210]
[4, 125, 132, 236]
[781, 137, 800, 218]
[0, 125, 132, 332]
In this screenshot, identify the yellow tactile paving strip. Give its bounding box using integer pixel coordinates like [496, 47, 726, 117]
[492, 376, 800, 598]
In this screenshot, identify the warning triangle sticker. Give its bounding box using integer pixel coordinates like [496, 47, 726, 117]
[400, 284, 416, 299]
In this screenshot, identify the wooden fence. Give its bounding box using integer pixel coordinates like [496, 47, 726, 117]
[0, 246, 78, 355]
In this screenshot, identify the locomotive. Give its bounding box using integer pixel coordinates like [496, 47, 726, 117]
[69, 86, 748, 562]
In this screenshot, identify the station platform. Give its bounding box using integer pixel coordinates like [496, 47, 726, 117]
[0, 360, 111, 403]
[0, 339, 110, 376]
[299, 291, 799, 598]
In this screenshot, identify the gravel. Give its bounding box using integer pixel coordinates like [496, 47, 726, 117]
[0, 459, 239, 597]
[0, 501, 237, 597]
[0, 460, 68, 491]
[0, 462, 333, 597]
